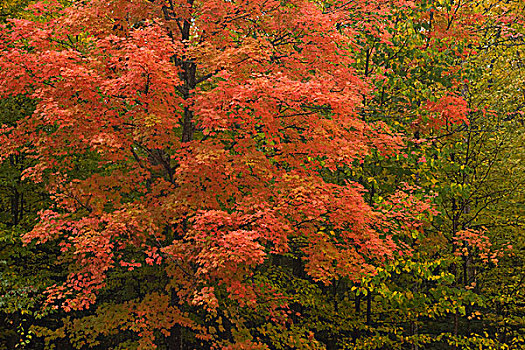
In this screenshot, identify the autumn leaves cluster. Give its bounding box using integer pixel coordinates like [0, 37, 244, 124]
[0, 0, 524, 349]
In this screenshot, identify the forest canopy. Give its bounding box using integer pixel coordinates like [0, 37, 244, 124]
[0, 0, 524, 349]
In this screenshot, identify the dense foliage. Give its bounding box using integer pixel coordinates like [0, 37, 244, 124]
[0, 0, 524, 349]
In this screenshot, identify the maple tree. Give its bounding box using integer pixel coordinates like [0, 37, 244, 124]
[0, 0, 434, 348]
